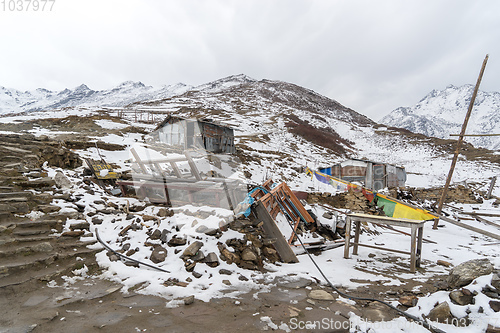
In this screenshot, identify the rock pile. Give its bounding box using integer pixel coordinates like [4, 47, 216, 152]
[107, 209, 282, 279]
[221, 217, 281, 269]
[344, 190, 384, 215]
[395, 185, 483, 205]
[398, 259, 500, 330]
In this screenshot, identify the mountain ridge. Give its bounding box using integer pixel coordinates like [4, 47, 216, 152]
[0, 81, 192, 114]
[381, 84, 500, 150]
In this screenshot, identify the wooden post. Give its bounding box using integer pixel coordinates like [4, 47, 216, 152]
[254, 201, 298, 263]
[130, 147, 148, 174]
[434, 54, 489, 229]
[487, 176, 497, 199]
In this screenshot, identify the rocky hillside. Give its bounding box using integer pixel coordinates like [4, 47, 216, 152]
[129, 75, 500, 189]
[381, 84, 500, 150]
[1, 75, 500, 190]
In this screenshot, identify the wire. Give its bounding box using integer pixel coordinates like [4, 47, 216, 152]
[276, 197, 446, 333]
[95, 228, 170, 273]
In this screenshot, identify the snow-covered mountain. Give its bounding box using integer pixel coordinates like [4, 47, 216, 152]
[381, 85, 500, 150]
[1, 74, 499, 189]
[125, 75, 500, 188]
[0, 81, 192, 114]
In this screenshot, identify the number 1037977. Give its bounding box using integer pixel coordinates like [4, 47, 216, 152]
[1, 0, 55, 11]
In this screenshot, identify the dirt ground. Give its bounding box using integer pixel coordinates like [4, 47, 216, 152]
[0, 260, 451, 333]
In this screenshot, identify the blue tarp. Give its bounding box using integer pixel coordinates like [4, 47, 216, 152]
[236, 186, 269, 217]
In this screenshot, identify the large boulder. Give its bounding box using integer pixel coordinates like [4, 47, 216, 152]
[426, 302, 454, 323]
[447, 259, 493, 288]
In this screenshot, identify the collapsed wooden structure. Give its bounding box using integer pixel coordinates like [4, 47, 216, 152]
[117, 148, 245, 209]
[249, 179, 315, 263]
[116, 147, 315, 264]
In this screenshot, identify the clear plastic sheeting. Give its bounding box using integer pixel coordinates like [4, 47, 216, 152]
[127, 118, 248, 227]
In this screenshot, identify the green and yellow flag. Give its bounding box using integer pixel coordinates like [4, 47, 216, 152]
[375, 193, 435, 220]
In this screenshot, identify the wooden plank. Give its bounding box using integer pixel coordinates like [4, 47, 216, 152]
[439, 216, 500, 240]
[435, 54, 489, 227]
[487, 176, 497, 199]
[184, 151, 202, 181]
[169, 162, 183, 178]
[280, 182, 314, 223]
[344, 216, 352, 259]
[254, 201, 298, 263]
[461, 212, 500, 218]
[287, 216, 301, 245]
[474, 215, 500, 229]
[348, 213, 426, 228]
[130, 148, 148, 174]
[450, 133, 500, 137]
[262, 178, 274, 191]
[352, 242, 412, 256]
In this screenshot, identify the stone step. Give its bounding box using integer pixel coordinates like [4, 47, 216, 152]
[0, 201, 30, 215]
[0, 249, 99, 288]
[0, 197, 28, 203]
[0, 186, 14, 192]
[0, 192, 31, 199]
[0, 212, 12, 223]
[56, 239, 98, 250]
[12, 228, 51, 237]
[0, 235, 55, 245]
[0, 241, 55, 258]
[0, 252, 59, 278]
[13, 220, 63, 230]
[0, 238, 97, 259]
[0, 247, 99, 277]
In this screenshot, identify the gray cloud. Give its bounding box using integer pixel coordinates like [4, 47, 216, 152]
[1, 0, 499, 120]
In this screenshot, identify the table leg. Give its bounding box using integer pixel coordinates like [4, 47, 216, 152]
[353, 221, 360, 255]
[416, 226, 423, 267]
[344, 217, 351, 259]
[410, 225, 417, 273]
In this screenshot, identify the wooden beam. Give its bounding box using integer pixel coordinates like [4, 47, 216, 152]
[435, 54, 489, 228]
[184, 150, 202, 181]
[461, 212, 500, 218]
[474, 215, 500, 229]
[280, 182, 314, 223]
[487, 176, 497, 199]
[439, 215, 500, 241]
[254, 201, 298, 263]
[130, 148, 148, 174]
[287, 216, 301, 245]
[169, 162, 183, 178]
[449, 133, 500, 137]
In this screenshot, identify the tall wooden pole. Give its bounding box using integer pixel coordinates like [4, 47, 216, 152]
[433, 54, 489, 229]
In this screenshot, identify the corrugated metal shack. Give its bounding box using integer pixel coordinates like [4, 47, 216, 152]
[153, 116, 236, 154]
[319, 159, 406, 191]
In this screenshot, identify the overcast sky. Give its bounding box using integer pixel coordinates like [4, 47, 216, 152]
[1, 0, 499, 120]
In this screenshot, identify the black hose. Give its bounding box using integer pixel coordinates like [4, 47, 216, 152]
[95, 228, 170, 273]
[275, 195, 446, 333]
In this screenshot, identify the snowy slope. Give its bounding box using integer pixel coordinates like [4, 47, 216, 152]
[0, 81, 192, 114]
[131, 77, 500, 191]
[381, 85, 500, 150]
[2, 75, 499, 192]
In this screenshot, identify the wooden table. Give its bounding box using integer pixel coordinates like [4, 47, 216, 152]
[343, 213, 428, 273]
